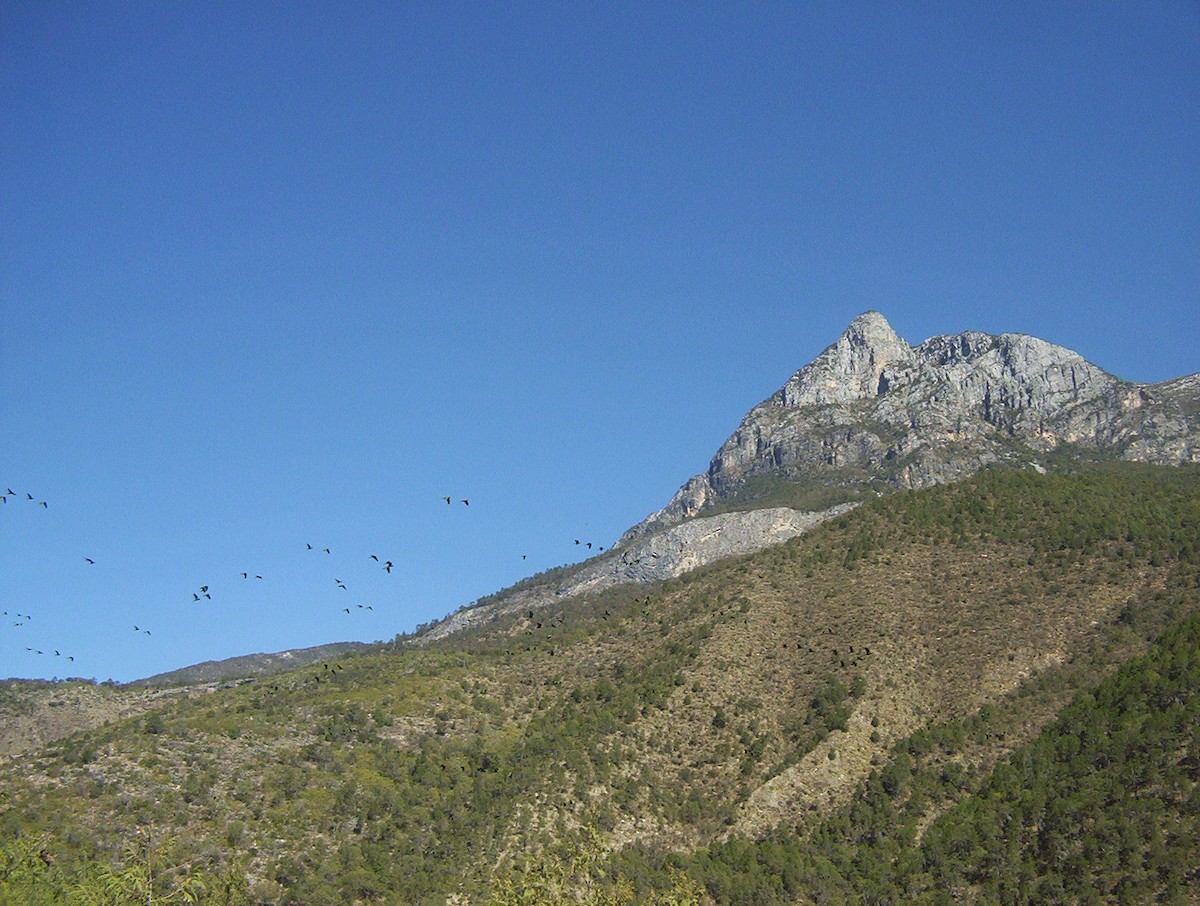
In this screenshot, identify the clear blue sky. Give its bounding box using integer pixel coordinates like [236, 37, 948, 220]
[3, 2, 1197, 682]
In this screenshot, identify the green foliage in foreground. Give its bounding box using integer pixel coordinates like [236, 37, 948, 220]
[0, 833, 249, 906]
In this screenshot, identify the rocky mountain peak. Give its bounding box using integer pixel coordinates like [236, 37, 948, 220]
[779, 311, 915, 407]
[625, 313, 1199, 540]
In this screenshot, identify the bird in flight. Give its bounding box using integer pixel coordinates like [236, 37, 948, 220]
[370, 554, 379, 562]
[461, 499, 469, 506]
[383, 560, 392, 573]
[38, 501, 47, 508]
[323, 548, 331, 554]
[443, 496, 451, 505]
[84, 558, 95, 565]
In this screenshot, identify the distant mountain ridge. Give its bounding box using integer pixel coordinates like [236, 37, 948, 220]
[127, 641, 368, 687]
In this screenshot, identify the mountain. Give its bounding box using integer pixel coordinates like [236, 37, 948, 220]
[424, 312, 1200, 642]
[628, 310, 1199, 539]
[2, 315, 1198, 905]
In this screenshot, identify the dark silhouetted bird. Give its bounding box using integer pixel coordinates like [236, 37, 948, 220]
[443, 496, 451, 504]
[370, 554, 379, 561]
[85, 558, 95, 564]
[323, 548, 331, 554]
[461, 499, 469, 506]
[38, 501, 46, 508]
[384, 561, 392, 573]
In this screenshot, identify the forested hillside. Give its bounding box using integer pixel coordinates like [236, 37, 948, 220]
[2, 463, 1197, 905]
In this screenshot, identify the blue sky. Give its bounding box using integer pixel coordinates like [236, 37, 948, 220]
[2, 2, 1197, 682]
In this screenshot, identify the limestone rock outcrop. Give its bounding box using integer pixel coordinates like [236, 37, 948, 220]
[625, 311, 1199, 540]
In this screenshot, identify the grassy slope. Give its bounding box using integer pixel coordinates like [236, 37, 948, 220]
[0, 463, 1197, 905]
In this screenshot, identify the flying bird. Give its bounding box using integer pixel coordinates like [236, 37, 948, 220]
[38, 501, 47, 508]
[370, 554, 379, 561]
[443, 496, 451, 504]
[323, 548, 331, 554]
[461, 499, 469, 506]
[384, 561, 392, 573]
[84, 558, 95, 564]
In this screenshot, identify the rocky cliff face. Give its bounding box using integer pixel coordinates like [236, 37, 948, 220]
[625, 311, 1199, 539]
[420, 503, 858, 643]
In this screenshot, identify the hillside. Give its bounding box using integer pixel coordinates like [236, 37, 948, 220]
[1, 463, 1197, 904]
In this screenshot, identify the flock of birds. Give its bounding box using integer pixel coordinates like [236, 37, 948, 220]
[5, 485, 611, 679]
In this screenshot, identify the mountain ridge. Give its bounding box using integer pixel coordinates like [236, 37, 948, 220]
[421, 312, 1198, 645]
[624, 310, 1198, 540]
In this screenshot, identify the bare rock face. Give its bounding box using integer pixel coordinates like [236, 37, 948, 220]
[626, 312, 1199, 540]
[419, 503, 857, 643]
